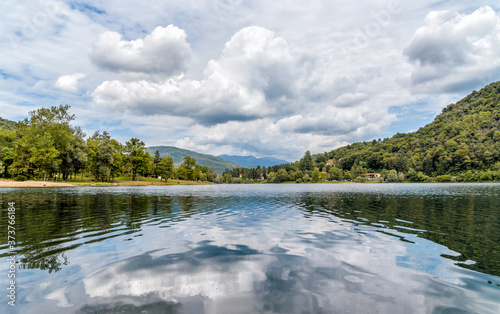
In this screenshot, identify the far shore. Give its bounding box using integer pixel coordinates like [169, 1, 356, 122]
[0, 179, 209, 188]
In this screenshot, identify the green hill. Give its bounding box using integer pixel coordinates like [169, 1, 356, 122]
[0, 117, 16, 131]
[315, 81, 500, 178]
[147, 146, 243, 174]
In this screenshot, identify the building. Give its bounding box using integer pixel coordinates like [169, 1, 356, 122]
[364, 173, 382, 180]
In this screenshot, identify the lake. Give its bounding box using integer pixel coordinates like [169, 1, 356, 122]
[1, 183, 500, 313]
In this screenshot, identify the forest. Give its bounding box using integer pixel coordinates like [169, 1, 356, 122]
[0, 105, 217, 183]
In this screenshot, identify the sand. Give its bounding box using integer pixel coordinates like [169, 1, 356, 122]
[0, 179, 209, 188]
[0, 179, 76, 188]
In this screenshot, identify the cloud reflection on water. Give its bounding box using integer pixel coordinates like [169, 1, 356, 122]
[2, 184, 500, 313]
[49, 214, 497, 313]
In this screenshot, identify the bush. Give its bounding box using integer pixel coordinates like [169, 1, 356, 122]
[354, 176, 365, 183]
[14, 175, 28, 181]
[435, 175, 452, 182]
[479, 172, 493, 181]
[231, 177, 243, 184]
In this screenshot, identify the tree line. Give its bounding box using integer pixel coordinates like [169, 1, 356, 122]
[0, 105, 216, 182]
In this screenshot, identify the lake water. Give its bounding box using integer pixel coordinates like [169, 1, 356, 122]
[1, 183, 500, 313]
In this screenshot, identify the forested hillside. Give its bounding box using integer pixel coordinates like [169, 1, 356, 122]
[318, 81, 500, 178]
[147, 146, 242, 174]
[0, 117, 16, 130]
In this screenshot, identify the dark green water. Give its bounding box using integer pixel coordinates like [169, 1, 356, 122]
[0, 183, 499, 313]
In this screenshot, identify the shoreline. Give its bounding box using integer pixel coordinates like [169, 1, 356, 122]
[0, 179, 210, 188]
[2, 179, 498, 188]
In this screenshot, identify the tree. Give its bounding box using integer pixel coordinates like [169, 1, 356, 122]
[0, 147, 14, 178]
[110, 139, 126, 179]
[59, 127, 87, 181]
[28, 133, 59, 181]
[125, 138, 148, 180]
[329, 166, 343, 181]
[12, 105, 86, 181]
[343, 171, 353, 181]
[387, 170, 399, 182]
[276, 168, 289, 183]
[180, 156, 198, 181]
[157, 156, 174, 181]
[87, 131, 114, 182]
[153, 150, 161, 177]
[300, 150, 313, 171]
[350, 163, 366, 178]
[311, 169, 320, 182]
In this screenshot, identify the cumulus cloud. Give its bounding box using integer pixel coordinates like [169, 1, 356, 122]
[92, 26, 298, 125]
[404, 6, 500, 93]
[55, 73, 86, 92]
[90, 24, 406, 159]
[90, 25, 191, 76]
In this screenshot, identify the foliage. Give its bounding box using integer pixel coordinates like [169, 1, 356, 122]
[125, 138, 151, 181]
[299, 150, 314, 171]
[87, 131, 114, 182]
[1, 105, 221, 183]
[157, 156, 174, 181]
[314, 82, 500, 178]
[0, 117, 16, 131]
[12, 105, 82, 181]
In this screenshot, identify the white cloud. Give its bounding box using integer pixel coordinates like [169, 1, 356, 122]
[404, 6, 500, 93]
[89, 25, 191, 77]
[55, 73, 86, 92]
[90, 23, 409, 159]
[92, 26, 299, 125]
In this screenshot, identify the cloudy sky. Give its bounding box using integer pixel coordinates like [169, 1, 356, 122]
[1, 0, 499, 160]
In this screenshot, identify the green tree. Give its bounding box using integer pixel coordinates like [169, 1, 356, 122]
[28, 133, 59, 181]
[180, 156, 198, 181]
[12, 105, 85, 181]
[110, 139, 126, 180]
[311, 169, 320, 182]
[300, 150, 314, 171]
[157, 156, 174, 181]
[153, 150, 161, 177]
[387, 170, 399, 182]
[59, 127, 87, 181]
[329, 166, 343, 181]
[87, 131, 114, 182]
[0, 147, 14, 178]
[125, 138, 148, 180]
[276, 168, 289, 183]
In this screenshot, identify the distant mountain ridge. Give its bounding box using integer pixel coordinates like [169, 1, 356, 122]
[218, 154, 289, 167]
[147, 146, 242, 174]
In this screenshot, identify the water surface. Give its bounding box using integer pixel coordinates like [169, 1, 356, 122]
[1, 183, 499, 313]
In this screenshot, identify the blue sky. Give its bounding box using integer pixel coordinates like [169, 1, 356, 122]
[1, 1, 500, 160]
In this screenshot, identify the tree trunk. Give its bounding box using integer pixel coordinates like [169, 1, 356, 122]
[43, 169, 47, 181]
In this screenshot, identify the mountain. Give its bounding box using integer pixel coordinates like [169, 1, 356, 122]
[147, 146, 243, 174]
[313, 81, 500, 178]
[0, 117, 16, 131]
[218, 154, 289, 167]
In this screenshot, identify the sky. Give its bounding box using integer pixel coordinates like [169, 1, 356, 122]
[1, 0, 500, 161]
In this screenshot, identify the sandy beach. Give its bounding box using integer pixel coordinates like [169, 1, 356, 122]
[0, 179, 209, 188]
[0, 179, 76, 188]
